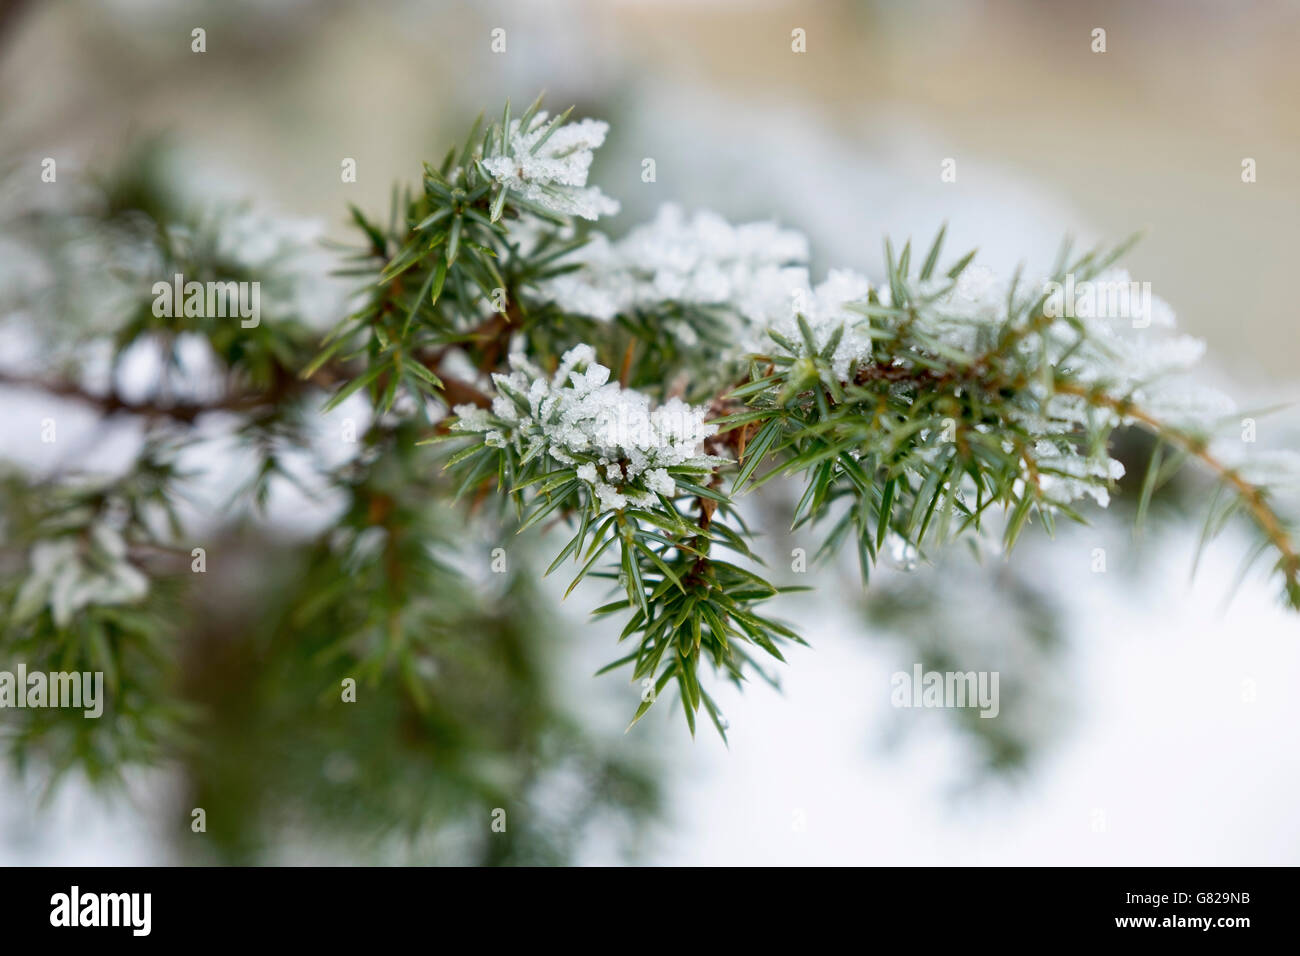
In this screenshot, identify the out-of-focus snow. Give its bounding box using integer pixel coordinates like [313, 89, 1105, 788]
[631, 521, 1300, 865]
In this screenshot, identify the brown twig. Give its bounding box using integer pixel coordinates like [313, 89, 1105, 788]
[1056, 380, 1299, 582]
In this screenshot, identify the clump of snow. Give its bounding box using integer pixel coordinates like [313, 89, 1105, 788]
[535, 203, 809, 321]
[742, 267, 875, 380]
[483, 113, 620, 221]
[531, 204, 878, 375]
[503, 180, 1263, 516]
[453, 344, 720, 512]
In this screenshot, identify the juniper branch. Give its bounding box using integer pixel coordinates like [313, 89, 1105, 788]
[7, 98, 1297, 752]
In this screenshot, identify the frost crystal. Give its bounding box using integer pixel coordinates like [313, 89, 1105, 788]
[533, 204, 876, 373]
[1030, 440, 1126, 507]
[505, 192, 1245, 520]
[914, 264, 1011, 353]
[483, 113, 620, 221]
[746, 267, 875, 379]
[1031, 269, 1203, 392]
[453, 344, 719, 511]
[898, 263, 1219, 509]
[536, 204, 810, 322]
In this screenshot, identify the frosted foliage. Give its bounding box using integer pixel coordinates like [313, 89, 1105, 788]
[749, 267, 875, 379]
[904, 264, 1228, 507]
[538, 204, 809, 321]
[508, 187, 1253, 515]
[483, 113, 620, 221]
[1030, 440, 1126, 508]
[1030, 269, 1203, 391]
[453, 344, 719, 512]
[914, 264, 1010, 353]
[899, 264, 1220, 508]
[535, 204, 876, 374]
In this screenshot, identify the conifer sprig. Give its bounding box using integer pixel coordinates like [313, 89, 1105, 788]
[374, 101, 1300, 736]
[5, 99, 1297, 753]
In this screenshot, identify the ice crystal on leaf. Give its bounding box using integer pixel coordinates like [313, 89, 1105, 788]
[452, 344, 720, 513]
[482, 112, 620, 221]
[537, 204, 809, 320]
[534, 204, 875, 375]
[749, 267, 876, 380]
